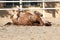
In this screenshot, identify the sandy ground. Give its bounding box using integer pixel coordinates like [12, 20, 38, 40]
[0, 17, 60, 40]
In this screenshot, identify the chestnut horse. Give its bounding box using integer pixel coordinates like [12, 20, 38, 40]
[9, 10, 44, 26]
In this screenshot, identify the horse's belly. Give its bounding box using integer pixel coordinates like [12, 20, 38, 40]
[18, 17, 31, 25]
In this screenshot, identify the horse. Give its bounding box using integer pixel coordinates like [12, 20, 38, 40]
[9, 10, 44, 26]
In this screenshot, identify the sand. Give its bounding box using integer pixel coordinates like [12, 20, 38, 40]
[0, 17, 60, 40]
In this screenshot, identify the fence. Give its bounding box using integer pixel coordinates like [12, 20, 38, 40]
[0, 0, 60, 18]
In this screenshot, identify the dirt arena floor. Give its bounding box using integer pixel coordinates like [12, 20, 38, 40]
[0, 17, 60, 40]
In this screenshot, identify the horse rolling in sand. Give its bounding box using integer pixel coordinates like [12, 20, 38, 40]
[9, 9, 44, 26]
